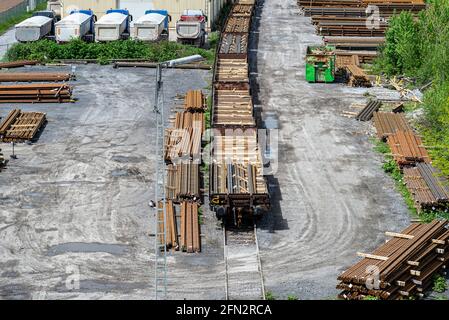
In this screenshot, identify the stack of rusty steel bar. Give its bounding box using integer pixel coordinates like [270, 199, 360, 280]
[0, 72, 73, 82]
[0, 148, 5, 170]
[180, 201, 201, 253]
[210, 0, 270, 221]
[0, 83, 73, 103]
[355, 100, 382, 121]
[158, 200, 179, 250]
[0, 60, 37, 69]
[373, 111, 411, 139]
[165, 163, 200, 201]
[0, 109, 46, 142]
[346, 64, 371, 87]
[403, 164, 449, 212]
[337, 220, 449, 300]
[387, 130, 430, 166]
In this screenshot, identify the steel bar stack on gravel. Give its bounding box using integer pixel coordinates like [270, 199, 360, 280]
[337, 220, 449, 300]
[387, 130, 430, 166]
[355, 100, 382, 121]
[0, 83, 73, 103]
[184, 90, 206, 112]
[165, 163, 200, 201]
[0, 109, 46, 142]
[404, 164, 449, 211]
[180, 201, 201, 253]
[346, 64, 371, 87]
[373, 111, 412, 140]
[0, 60, 37, 69]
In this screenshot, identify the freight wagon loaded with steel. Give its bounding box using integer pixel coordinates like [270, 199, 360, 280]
[95, 9, 133, 42]
[15, 11, 59, 43]
[132, 10, 171, 41]
[305, 45, 336, 83]
[55, 10, 96, 43]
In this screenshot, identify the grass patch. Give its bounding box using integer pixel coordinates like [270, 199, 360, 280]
[0, 2, 47, 36]
[5, 39, 215, 65]
[265, 291, 276, 300]
[363, 295, 379, 300]
[287, 295, 298, 300]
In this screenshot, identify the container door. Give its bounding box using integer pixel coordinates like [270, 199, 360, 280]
[315, 64, 326, 83]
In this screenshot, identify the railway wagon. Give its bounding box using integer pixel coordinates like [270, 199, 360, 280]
[209, 0, 270, 226]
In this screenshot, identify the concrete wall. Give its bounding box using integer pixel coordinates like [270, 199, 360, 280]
[60, 0, 229, 30]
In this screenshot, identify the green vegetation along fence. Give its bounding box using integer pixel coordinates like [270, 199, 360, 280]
[0, 1, 46, 24]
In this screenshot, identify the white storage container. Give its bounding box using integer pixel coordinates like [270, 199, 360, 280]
[15, 16, 53, 42]
[95, 12, 128, 42]
[55, 12, 92, 42]
[132, 13, 165, 41]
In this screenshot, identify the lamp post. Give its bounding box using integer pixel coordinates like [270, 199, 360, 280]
[153, 54, 203, 300]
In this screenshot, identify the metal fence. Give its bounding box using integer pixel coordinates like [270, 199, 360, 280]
[0, 0, 47, 24]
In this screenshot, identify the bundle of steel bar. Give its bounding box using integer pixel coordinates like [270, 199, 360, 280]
[225, 16, 251, 33]
[0, 60, 37, 69]
[0, 109, 46, 142]
[317, 25, 387, 37]
[336, 54, 360, 69]
[0, 148, 5, 170]
[211, 163, 267, 195]
[373, 112, 412, 139]
[337, 220, 449, 300]
[301, 4, 425, 17]
[157, 200, 178, 250]
[164, 112, 204, 163]
[325, 36, 384, 49]
[336, 50, 377, 63]
[0, 83, 73, 103]
[355, 100, 382, 121]
[404, 164, 449, 211]
[0, 73, 72, 82]
[184, 90, 206, 112]
[215, 58, 249, 83]
[346, 64, 371, 87]
[165, 163, 200, 201]
[387, 130, 430, 166]
[180, 201, 201, 253]
[231, 3, 254, 16]
[219, 33, 249, 56]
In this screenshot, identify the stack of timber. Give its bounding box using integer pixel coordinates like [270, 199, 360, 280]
[387, 130, 430, 166]
[158, 201, 179, 250]
[0, 83, 73, 103]
[337, 220, 449, 300]
[0, 109, 46, 142]
[373, 112, 412, 140]
[180, 201, 201, 253]
[355, 100, 382, 121]
[0, 60, 37, 69]
[346, 64, 371, 87]
[0, 73, 72, 82]
[403, 164, 449, 211]
[165, 163, 200, 201]
[184, 90, 206, 112]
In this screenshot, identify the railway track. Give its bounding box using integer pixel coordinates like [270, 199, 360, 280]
[224, 222, 266, 300]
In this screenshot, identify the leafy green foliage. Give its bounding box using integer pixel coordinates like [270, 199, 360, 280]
[6, 39, 215, 64]
[363, 295, 379, 300]
[433, 274, 448, 293]
[287, 295, 298, 300]
[0, 2, 47, 37]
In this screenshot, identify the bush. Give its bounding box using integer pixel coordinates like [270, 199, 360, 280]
[6, 39, 215, 65]
[433, 275, 448, 293]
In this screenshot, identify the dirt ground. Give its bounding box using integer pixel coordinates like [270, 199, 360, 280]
[253, 0, 410, 299]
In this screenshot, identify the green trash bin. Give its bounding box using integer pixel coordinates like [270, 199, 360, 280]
[305, 45, 336, 83]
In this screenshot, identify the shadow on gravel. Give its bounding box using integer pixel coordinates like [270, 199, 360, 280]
[251, 0, 288, 233]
